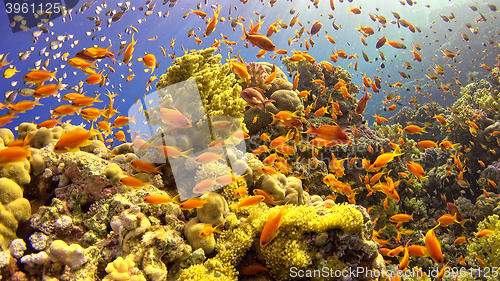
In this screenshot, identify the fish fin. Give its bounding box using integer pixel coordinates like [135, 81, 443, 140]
[66, 147, 81, 153]
[171, 194, 180, 204]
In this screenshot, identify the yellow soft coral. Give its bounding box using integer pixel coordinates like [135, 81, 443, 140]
[103, 256, 146, 281]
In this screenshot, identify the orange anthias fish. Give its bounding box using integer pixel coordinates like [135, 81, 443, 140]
[155, 145, 192, 159]
[260, 205, 289, 247]
[160, 106, 192, 131]
[204, 6, 221, 37]
[179, 197, 210, 211]
[192, 178, 217, 193]
[237, 195, 265, 208]
[238, 22, 276, 51]
[119, 176, 152, 189]
[129, 160, 162, 174]
[143, 194, 180, 204]
[356, 91, 371, 114]
[122, 33, 137, 64]
[406, 161, 426, 182]
[368, 148, 404, 171]
[194, 152, 224, 165]
[253, 189, 281, 205]
[403, 125, 427, 134]
[305, 122, 350, 144]
[424, 223, 444, 265]
[23, 69, 57, 84]
[138, 53, 156, 73]
[198, 223, 223, 240]
[0, 146, 31, 167]
[437, 213, 459, 227]
[389, 213, 413, 223]
[53, 124, 99, 153]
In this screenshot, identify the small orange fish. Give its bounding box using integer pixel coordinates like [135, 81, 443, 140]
[155, 146, 192, 159]
[453, 236, 467, 245]
[404, 125, 427, 134]
[476, 229, 495, 238]
[160, 106, 192, 131]
[389, 213, 413, 223]
[234, 185, 248, 198]
[54, 125, 99, 153]
[194, 152, 224, 165]
[130, 160, 162, 174]
[437, 213, 459, 227]
[253, 189, 281, 205]
[0, 146, 31, 167]
[144, 194, 180, 204]
[260, 205, 289, 247]
[119, 176, 152, 189]
[179, 197, 209, 211]
[198, 223, 223, 240]
[237, 195, 265, 208]
[193, 178, 217, 193]
[424, 223, 444, 265]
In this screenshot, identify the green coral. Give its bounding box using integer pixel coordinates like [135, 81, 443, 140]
[179, 203, 365, 281]
[467, 214, 500, 273]
[155, 47, 247, 120]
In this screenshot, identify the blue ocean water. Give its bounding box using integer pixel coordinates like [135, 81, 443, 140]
[0, 0, 497, 141]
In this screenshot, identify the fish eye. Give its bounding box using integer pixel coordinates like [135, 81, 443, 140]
[261, 241, 266, 245]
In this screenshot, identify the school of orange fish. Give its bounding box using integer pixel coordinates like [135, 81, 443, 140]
[2, 0, 500, 279]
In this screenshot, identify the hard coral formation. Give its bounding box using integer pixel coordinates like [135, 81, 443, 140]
[48, 240, 87, 270]
[467, 214, 500, 269]
[180, 203, 383, 281]
[0, 178, 31, 250]
[103, 256, 146, 281]
[155, 47, 247, 120]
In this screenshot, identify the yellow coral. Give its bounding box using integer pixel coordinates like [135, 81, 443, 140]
[179, 203, 365, 281]
[155, 47, 247, 121]
[467, 214, 500, 270]
[103, 256, 146, 281]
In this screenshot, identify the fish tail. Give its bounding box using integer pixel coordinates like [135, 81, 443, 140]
[237, 22, 247, 40]
[171, 194, 180, 204]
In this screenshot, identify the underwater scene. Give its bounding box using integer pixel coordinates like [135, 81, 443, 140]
[1, 0, 500, 280]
